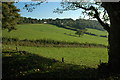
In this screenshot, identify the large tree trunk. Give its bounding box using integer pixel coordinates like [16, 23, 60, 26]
[102, 2, 120, 73]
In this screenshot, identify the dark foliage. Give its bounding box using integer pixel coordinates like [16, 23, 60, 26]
[2, 2, 20, 32]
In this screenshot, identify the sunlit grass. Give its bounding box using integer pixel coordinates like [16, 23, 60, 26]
[86, 28, 108, 36]
[3, 45, 108, 68]
[2, 24, 108, 45]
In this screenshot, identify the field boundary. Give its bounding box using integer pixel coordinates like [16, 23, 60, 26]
[3, 37, 107, 48]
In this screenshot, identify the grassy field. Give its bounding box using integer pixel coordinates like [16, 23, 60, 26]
[86, 28, 108, 36]
[2, 24, 108, 46]
[2, 24, 110, 79]
[3, 45, 108, 68]
[2, 24, 108, 67]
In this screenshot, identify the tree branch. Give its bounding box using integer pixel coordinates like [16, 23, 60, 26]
[75, 4, 110, 33]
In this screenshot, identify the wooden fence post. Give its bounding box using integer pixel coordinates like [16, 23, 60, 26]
[62, 57, 64, 63]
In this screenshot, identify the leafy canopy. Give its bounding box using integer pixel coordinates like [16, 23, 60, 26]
[53, 0, 110, 32]
[2, 2, 20, 32]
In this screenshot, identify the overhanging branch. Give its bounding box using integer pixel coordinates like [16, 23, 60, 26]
[75, 4, 110, 33]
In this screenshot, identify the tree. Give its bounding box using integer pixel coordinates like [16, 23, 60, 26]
[54, 0, 120, 73]
[75, 29, 87, 37]
[2, 2, 20, 32]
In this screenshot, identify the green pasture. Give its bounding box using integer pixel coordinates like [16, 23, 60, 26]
[86, 28, 108, 36]
[2, 24, 108, 45]
[3, 45, 108, 68]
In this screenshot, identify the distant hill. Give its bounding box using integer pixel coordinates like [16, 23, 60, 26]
[18, 17, 105, 31]
[75, 19, 105, 31]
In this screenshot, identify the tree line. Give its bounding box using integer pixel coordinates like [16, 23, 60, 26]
[18, 17, 105, 31]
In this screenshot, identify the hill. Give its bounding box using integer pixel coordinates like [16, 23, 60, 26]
[2, 24, 108, 46]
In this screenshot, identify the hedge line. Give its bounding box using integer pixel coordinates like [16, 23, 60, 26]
[2, 37, 107, 48]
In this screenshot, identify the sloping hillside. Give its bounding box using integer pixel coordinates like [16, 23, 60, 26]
[2, 24, 108, 45]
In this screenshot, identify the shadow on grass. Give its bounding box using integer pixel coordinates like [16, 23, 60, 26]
[2, 50, 120, 79]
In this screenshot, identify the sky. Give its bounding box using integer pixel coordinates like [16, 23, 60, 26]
[14, 2, 84, 20]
